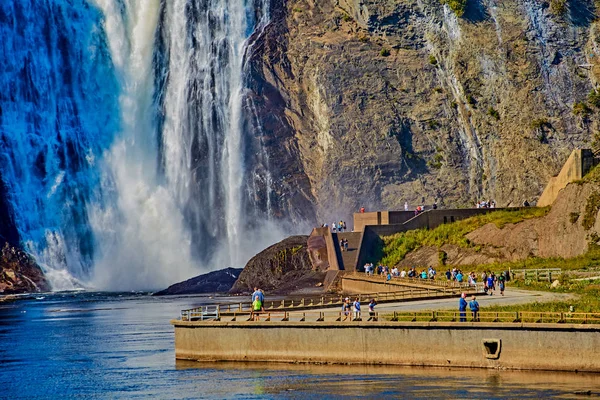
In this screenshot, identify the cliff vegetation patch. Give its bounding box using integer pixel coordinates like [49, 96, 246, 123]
[380, 208, 550, 266]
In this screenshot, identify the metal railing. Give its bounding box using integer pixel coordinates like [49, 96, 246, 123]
[181, 308, 600, 325]
[348, 272, 475, 289]
[179, 286, 478, 321]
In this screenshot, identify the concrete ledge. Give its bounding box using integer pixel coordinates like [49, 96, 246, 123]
[172, 320, 600, 372]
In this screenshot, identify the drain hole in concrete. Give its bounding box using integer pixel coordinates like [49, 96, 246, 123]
[482, 339, 501, 359]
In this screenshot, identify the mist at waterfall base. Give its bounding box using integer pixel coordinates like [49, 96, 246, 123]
[0, 0, 298, 291]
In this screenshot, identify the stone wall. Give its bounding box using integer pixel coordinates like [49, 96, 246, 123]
[172, 321, 600, 372]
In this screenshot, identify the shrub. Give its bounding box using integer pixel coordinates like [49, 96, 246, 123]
[550, 0, 568, 16]
[342, 13, 352, 22]
[380, 48, 391, 57]
[429, 55, 438, 65]
[441, 0, 468, 17]
[466, 94, 476, 106]
[582, 191, 600, 230]
[438, 250, 448, 266]
[589, 89, 600, 108]
[487, 107, 500, 120]
[573, 102, 592, 117]
[530, 118, 551, 130]
[569, 212, 580, 224]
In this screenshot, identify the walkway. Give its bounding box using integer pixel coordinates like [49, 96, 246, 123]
[364, 288, 575, 312]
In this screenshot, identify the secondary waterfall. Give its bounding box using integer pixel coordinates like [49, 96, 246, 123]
[0, 0, 279, 290]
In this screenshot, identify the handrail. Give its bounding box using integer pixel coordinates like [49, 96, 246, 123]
[179, 285, 478, 321]
[181, 309, 600, 325]
[346, 272, 475, 289]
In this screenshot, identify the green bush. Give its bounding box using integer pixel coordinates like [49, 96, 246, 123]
[582, 191, 600, 230]
[429, 55, 438, 65]
[466, 94, 476, 106]
[380, 48, 391, 57]
[569, 212, 580, 224]
[573, 102, 592, 117]
[441, 0, 468, 17]
[342, 13, 352, 22]
[530, 118, 551, 131]
[487, 107, 500, 120]
[589, 89, 600, 108]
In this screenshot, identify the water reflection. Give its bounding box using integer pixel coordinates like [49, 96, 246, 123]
[1, 292, 599, 399]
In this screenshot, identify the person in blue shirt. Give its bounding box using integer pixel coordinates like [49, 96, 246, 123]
[469, 295, 480, 321]
[456, 271, 464, 282]
[459, 293, 468, 322]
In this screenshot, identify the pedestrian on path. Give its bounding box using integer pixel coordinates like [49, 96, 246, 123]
[353, 298, 361, 320]
[469, 295, 480, 321]
[368, 299, 377, 321]
[459, 293, 468, 322]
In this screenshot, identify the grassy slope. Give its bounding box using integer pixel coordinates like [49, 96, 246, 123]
[380, 207, 550, 267]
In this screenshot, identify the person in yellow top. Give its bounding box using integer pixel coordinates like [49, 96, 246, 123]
[252, 295, 262, 321]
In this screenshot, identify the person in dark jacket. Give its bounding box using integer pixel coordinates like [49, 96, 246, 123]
[459, 293, 468, 322]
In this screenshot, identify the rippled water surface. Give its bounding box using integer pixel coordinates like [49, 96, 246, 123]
[0, 292, 598, 399]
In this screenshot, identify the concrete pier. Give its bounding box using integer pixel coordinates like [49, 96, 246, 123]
[172, 320, 600, 372]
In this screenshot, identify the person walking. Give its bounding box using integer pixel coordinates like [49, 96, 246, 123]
[459, 293, 468, 322]
[368, 299, 377, 321]
[469, 295, 480, 321]
[498, 272, 506, 296]
[353, 298, 361, 320]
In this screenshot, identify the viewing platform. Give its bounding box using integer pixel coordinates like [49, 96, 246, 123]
[171, 309, 600, 372]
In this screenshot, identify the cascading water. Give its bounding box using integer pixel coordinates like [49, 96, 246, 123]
[0, 0, 283, 291]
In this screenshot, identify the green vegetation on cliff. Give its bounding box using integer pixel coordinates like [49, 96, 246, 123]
[380, 208, 550, 266]
[441, 0, 467, 17]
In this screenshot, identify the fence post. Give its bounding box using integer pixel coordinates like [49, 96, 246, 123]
[239, 303, 243, 312]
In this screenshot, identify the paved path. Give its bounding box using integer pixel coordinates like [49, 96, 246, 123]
[371, 288, 575, 312]
[311, 289, 575, 313]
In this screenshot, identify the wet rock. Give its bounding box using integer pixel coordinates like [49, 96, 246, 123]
[0, 243, 50, 294]
[153, 268, 243, 296]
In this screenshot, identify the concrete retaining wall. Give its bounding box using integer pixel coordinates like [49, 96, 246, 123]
[538, 149, 597, 207]
[172, 321, 600, 372]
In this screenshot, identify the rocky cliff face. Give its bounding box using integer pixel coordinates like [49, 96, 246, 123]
[230, 235, 323, 294]
[0, 243, 50, 294]
[250, 0, 600, 224]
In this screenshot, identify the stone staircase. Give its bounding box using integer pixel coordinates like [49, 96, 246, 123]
[336, 232, 362, 270]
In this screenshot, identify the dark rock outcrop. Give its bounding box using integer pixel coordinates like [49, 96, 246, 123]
[229, 235, 324, 294]
[153, 267, 243, 296]
[0, 243, 50, 294]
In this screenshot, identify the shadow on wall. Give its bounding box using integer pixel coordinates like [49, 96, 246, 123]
[569, 0, 596, 27]
[463, 0, 489, 23]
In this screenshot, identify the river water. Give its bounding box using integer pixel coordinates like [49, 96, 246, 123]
[0, 292, 598, 399]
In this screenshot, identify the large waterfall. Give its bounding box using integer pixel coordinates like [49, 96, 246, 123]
[0, 0, 282, 290]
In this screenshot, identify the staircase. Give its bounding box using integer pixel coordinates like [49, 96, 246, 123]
[336, 232, 362, 271]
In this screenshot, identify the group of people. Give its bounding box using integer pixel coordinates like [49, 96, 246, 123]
[340, 237, 349, 251]
[321, 221, 348, 233]
[363, 264, 438, 281]
[404, 202, 438, 213]
[476, 200, 496, 208]
[459, 293, 480, 321]
[482, 271, 508, 296]
[251, 287, 266, 320]
[341, 297, 377, 321]
[445, 268, 468, 283]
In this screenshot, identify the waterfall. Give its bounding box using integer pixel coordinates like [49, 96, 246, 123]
[0, 0, 280, 291]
